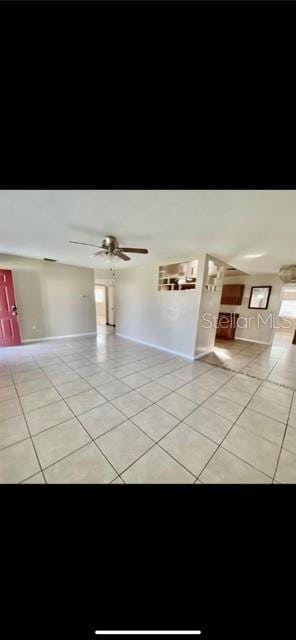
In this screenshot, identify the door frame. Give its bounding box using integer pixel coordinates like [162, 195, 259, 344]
[106, 285, 115, 326]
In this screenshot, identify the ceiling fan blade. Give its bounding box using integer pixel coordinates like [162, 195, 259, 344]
[69, 241, 102, 248]
[118, 247, 148, 254]
[89, 251, 107, 258]
[116, 251, 131, 261]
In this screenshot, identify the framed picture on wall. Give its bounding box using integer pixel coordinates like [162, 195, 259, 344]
[248, 286, 272, 310]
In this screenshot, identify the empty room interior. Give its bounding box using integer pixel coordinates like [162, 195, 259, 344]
[1, 190, 296, 484]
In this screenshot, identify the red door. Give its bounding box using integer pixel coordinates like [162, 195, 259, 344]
[0, 270, 21, 346]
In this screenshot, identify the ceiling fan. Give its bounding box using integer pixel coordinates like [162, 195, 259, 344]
[69, 235, 149, 262]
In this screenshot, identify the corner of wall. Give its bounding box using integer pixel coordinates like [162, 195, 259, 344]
[194, 254, 223, 358]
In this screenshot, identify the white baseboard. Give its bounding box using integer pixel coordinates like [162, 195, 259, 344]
[194, 349, 214, 360]
[234, 337, 270, 345]
[115, 333, 194, 360]
[22, 332, 97, 344]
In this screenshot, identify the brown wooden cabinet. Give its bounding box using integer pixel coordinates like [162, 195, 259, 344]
[220, 284, 244, 305]
[216, 313, 239, 340]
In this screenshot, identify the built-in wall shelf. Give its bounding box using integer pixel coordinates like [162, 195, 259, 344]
[204, 259, 224, 292]
[158, 260, 198, 291]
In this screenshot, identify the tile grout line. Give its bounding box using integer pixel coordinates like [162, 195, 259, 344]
[256, 354, 295, 484]
[194, 369, 281, 483]
[38, 342, 177, 480]
[0, 373, 284, 481]
[1, 344, 107, 482]
[98, 382, 276, 482]
[30, 362, 122, 482]
[272, 388, 295, 482]
[12, 373, 48, 484]
[18, 358, 219, 481]
[2, 335, 296, 483]
[103, 370, 259, 481]
[153, 373, 277, 482]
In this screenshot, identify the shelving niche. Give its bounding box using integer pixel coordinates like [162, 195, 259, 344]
[158, 260, 198, 291]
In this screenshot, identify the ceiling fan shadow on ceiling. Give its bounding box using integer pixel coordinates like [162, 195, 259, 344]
[69, 235, 149, 263]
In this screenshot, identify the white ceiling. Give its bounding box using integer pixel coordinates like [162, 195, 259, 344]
[0, 190, 295, 273]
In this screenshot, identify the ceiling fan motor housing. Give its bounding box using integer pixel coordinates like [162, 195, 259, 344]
[102, 236, 118, 253]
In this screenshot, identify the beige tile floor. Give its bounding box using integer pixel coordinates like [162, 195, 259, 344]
[1, 334, 296, 483]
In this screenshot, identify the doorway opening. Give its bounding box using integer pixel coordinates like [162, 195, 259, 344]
[273, 286, 296, 347]
[95, 285, 107, 327]
[95, 282, 116, 335]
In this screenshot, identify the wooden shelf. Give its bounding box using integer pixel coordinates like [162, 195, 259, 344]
[181, 283, 195, 290]
[158, 282, 196, 291]
[159, 277, 196, 283]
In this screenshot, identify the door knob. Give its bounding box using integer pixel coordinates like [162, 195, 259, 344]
[11, 304, 18, 316]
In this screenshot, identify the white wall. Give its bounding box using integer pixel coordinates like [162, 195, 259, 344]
[95, 268, 114, 283]
[219, 274, 282, 344]
[116, 257, 206, 358]
[0, 254, 96, 341]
